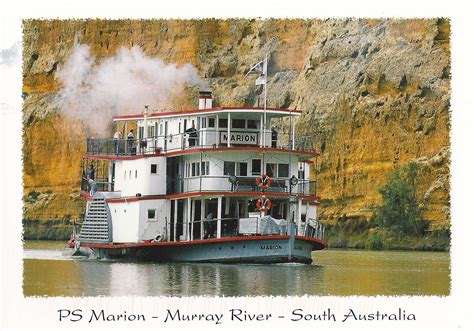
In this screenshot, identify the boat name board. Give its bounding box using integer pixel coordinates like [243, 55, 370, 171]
[220, 131, 258, 145]
[260, 244, 283, 250]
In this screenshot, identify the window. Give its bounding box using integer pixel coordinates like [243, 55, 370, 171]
[232, 119, 246, 129]
[147, 209, 156, 221]
[247, 120, 259, 129]
[189, 162, 202, 177]
[238, 162, 247, 176]
[148, 125, 155, 138]
[251, 159, 261, 175]
[278, 164, 289, 178]
[224, 161, 235, 176]
[201, 117, 207, 129]
[129, 170, 132, 179]
[135, 170, 138, 178]
[151, 164, 157, 174]
[184, 119, 187, 131]
[208, 117, 215, 128]
[185, 163, 190, 177]
[219, 118, 228, 128]
[124, 171, 126, 180]
[266, 163, 277, 177]
[201, 161, 210, 176]
[138, 126, 144, 139]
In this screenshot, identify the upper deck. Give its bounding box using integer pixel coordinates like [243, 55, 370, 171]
[85, 101, 318, 158]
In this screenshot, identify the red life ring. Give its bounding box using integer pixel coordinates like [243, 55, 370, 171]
[256, 174, 271, 190]
[256, 196, 272, 212]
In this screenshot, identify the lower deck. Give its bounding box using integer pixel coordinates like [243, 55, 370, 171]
[77, 192, 323, 246]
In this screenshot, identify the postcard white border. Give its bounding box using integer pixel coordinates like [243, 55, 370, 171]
[1, 0, 474, 330]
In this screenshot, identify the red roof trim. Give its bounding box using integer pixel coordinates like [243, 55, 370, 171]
[82, 153, 164, 161]
[80, 235, 325, 249]
[100, 191, 321, 203]
[164, 191, 320, 200]
[82, 147, 319, 160]
[112, 107, 303, 120]
[164, 147, 320, 158]
[106, 194, 166, 203]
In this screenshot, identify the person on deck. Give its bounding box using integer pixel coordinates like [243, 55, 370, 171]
[88, 179, 97, 196]
[271, 126, 278, 148]
[127, 129, 135, 154]
[204, 212, 214, 239]
[185, 123, 198, 147]
[86, 164, 95, 181]
[113, 130, 122, 155]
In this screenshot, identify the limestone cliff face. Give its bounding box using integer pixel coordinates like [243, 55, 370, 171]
[22, 19, 450, 229]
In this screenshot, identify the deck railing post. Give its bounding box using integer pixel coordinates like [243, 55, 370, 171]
[200, 198, 205, 240]
[173, 199, 178, 242]
[217, 196, 222, 238]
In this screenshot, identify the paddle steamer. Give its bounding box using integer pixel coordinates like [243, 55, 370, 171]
[73, 90, 325, 264]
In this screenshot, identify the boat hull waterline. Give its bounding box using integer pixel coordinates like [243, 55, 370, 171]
[74, 235, 325, 264]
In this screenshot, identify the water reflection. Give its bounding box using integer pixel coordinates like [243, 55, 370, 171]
[23, 241, 450, 297]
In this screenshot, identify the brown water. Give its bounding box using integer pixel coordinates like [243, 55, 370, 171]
[23, 240, 450, 297]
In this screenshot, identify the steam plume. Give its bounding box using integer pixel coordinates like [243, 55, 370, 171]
[55, 44, 207, 135]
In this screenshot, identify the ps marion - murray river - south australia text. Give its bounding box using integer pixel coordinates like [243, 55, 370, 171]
[22, 18, 450, 297]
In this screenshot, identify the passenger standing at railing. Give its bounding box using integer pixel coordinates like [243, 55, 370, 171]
[127, 129, 134, 154]
[204, 212, 214, 239]
[185, 123, 198, 147]
[113, 131, 122, 155]
[86, 164, 95, 180]
[86, 164, 95, 195]
[88, 179, 97, 196]
[271, 126, 278, 148]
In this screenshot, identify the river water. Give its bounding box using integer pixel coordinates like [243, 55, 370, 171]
[23, 240, 450, 297]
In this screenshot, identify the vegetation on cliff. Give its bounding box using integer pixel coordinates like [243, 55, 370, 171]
[325, 163, 450, 251]
[374, 162, 426, 235]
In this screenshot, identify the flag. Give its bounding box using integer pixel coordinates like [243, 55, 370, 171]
[255, 75, 266, 85]
[245, 58, 267, 85]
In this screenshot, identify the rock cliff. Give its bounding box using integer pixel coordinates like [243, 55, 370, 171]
[22, 19, 450, 230]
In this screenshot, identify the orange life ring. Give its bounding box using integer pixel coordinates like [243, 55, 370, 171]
[256, 174, 271, 190]
[256, 197, 272, 212]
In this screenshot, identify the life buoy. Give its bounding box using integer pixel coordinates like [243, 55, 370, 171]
[152, 234, 163, 242]
[256, 174, 271, 190]
[256, 196, 272, 212]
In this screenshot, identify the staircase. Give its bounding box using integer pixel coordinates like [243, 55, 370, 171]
[78, 192, 112, 243]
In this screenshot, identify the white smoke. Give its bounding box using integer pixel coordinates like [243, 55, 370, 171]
[55, 44, 207, 135]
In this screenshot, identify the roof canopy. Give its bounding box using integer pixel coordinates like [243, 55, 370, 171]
[112, 107, 302, 121]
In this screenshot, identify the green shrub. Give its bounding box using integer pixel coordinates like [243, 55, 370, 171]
[367, 232, 383, 250]
[374, 162, 425, 235]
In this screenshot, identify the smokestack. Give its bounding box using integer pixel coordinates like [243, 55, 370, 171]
[199, 91, 213, 110]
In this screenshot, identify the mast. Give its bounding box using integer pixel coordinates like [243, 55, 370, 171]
[263, 54, 268, 148]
